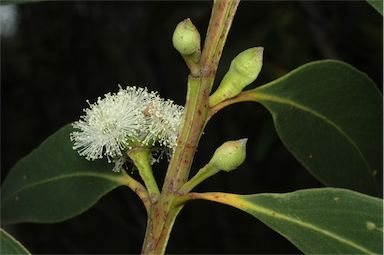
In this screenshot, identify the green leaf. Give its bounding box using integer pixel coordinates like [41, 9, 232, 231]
[250, 60, 382, 196]
[194, 188, 383, 254]
[0, 228, 31, 255]
[1, 124, 126, 224]
[367, 0, 383, 15]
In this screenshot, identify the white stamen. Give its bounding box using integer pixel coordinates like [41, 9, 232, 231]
[70, 86, 184, 170]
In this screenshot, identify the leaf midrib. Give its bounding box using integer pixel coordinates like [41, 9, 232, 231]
[252, 90, 375, 183]
[237, 197, 376, 254]
[1, 172, 123, 206]
[199, 192, 377, 254]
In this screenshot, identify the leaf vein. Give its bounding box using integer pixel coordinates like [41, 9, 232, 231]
[1, 172, 123, 206]
[238, 198, 376, 254]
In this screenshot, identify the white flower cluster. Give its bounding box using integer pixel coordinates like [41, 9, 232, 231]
[70, 86, 184, 171]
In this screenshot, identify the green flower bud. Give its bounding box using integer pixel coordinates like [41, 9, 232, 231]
[209, 47, 264, 106]
[180, 138, 248, 192]
[172, 18, 201, 56]
[209, 138, 247, 172]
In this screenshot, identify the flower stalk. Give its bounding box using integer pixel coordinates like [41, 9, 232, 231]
[127, 148, 160, 197]
[118, 171, 151, 213]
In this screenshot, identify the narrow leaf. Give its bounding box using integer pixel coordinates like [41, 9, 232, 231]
[1, 124, 126, 224]
[0, 228, 31, 255]
[251, 60, 382, 195]
[193, 188, 383, 254]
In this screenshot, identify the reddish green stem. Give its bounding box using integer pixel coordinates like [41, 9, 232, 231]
[140, 1, 240, 254]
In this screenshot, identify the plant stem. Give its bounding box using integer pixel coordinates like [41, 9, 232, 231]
[140, 1, 240, 254]
[200, 0, 239, 77]
[162, 0, 240, 194]
[141, 196, 183, 255]
[162, 75, 202, 193]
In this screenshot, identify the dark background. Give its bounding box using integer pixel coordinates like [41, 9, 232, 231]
[1, 1, 382, 254]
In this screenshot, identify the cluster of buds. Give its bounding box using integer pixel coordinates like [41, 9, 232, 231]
[72, 18, 262, 177]
[170, 18, 263, 181]
[172, 18, 264, 106]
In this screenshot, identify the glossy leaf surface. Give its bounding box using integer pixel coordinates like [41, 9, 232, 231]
[195, 188, 383, 254]
[1, 124, 126, 224]
[0, 228, 31, 255]
[251, 60, 382, 195]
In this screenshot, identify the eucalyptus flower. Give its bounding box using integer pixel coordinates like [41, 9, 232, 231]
[144, 98, 184, 149]
[70, 86, 184, 171]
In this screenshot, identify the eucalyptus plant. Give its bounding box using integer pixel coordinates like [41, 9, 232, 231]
[1, 0, 383, 254]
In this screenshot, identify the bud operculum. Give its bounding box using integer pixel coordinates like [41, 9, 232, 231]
[172, 18, 201, 58]
[209, 47, 264, 106]
[209, 138, 247, 172]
